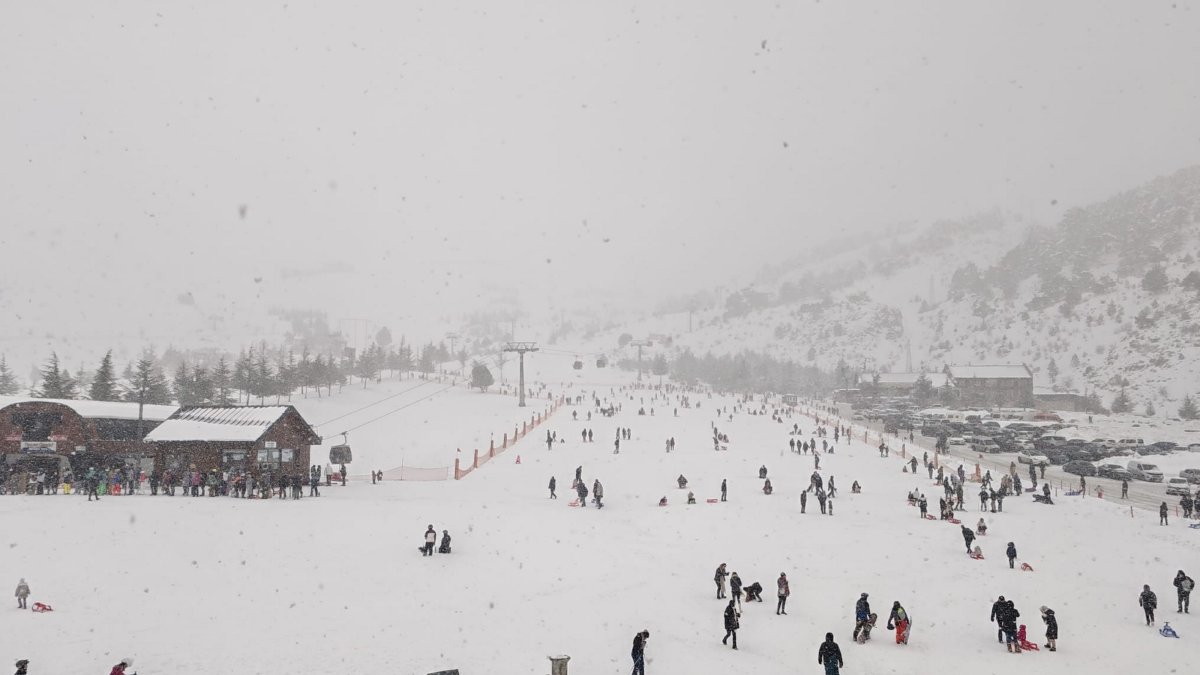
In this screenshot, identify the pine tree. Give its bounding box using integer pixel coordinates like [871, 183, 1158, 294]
[1180, 395, 1199, 421]
[251, 346, 273, 404]
[1111, 387, 1133, 414]
[89, 350, 119, 401]
[470, 362, 494, 391]
[212, 357, 233, 405]
[0, 355, 18, 395]
[1047, 358, 1059, 383]
[418, 344, 436, 374]
[173, 362, 194, 405]
[36, 352, 78, 399]
[233, 349, 253, 404]
[127, 352, 172, 405]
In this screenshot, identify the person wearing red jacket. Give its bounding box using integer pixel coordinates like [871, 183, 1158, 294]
[110, 658, 135, 675]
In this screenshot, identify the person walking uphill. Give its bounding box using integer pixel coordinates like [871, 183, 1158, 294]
[990, 596, 1007, 643]
[422, 525, 436, 556]
[1140, 584, 1157, 626]
[548, 476, 557, 499]
[722, 599, 740, 649]
[1040, 606, 1058, 651]
[1006, 542, 1018, 569]
[1175, 570, 1194, 613]
[961, 525, 975, 554]
[776, 573, 790, 615]
[14, 578, 29, 609]
[630, 629, 649, 675]
[852, 593, 871, 642]
[818, 632, 844, 675]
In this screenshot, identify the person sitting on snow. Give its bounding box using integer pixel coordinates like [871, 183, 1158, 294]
[763, 479, 773, 495]
[851, 481, 861, 494]
[658, 496, 668, 506]
[677, 475, 688, 489]
[977, 518, 988, 536]
[438, 530, 452, 554]
[743, 582, 764, 602]
[687, 491, 696, 504]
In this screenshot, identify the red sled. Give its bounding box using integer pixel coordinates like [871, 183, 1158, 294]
[948, 518, 961, 524]
[968, 552, 985, 560]
[1020, 563, 1034, 572]
[706, 498, 719, 504]
[31, 602, 52, 613]
[568, 499, 580, 507]
[923, 514, 936, 520]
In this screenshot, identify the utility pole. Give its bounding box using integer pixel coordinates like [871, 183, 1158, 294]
[502, 342, 539, 407]
[630, 339, 653, 381]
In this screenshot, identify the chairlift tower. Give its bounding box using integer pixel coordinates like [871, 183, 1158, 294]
[630, 339, 653, 381]
[502, 341, 539, 407]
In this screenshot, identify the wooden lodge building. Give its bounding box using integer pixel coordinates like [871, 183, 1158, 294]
[144, 405, 321, 476]
[0, 397, 179, 476]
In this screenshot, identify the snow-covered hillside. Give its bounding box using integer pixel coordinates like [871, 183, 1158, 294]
[589, 167, 1200, 410]
[1, 367, 1195, 674]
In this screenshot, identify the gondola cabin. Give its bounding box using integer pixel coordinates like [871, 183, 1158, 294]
[595, 356, 608, 368]
[329, 444, 353, 464]
[572, 360, 583, 370]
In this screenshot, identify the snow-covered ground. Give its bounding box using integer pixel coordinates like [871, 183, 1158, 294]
[1, 367, 1196, 674]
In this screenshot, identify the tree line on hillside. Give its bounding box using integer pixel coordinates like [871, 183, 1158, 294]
[0, 334, 478, 406]
[663, 350, 831, 394]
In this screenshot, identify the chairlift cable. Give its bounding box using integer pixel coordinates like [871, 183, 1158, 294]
[336, 383, 456, 436]
[314, 380, 433, 428]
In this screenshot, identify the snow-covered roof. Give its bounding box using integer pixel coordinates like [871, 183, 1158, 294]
[0, 396, 178, 422]
[1033, 387, 1083, 397]
[946, 365, 1032, 380]
[858, 372, 949, 388]
[145, 406, 292, 442]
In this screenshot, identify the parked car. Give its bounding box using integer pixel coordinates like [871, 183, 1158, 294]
[948, 436, 966, 446]
[1166, 477, 1192, 496]
[971, 440, 1001, 454]
[1063, 460, 1098, 477]
[1117, 438, 1145, 448]
[1188, 444, 1200, 453]
[1126, 461, 1165, 482]
[1017, 451, 1049, 465]
[1046, 452, 1070, 466]
[1180, 468, 1200, 484]
[1149, 441, 1179, 452]
[1097, 464, 1133, 480]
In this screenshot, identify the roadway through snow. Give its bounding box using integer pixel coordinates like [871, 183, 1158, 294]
[831, 403, 1190, 518]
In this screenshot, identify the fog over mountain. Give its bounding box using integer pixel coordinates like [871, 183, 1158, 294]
[2, 2, 1199, 373]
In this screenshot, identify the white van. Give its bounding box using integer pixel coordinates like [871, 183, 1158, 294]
[1126, 460, 1164, 482]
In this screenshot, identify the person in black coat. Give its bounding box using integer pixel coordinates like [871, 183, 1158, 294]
[961, 525, 975, 553]
[1006, 542, 1017, 569]
[1174, 570, 1194, 613]
[548, 476, 557, 499]
[990, 596, 1007, 643]
[1040, 606, 1058, 651]
[722, 600, 740, 649]
[1001, 600, 1020, 652]
[1140, 584, 1157, 625]
[630, 629, 649, 675]
[817, 632, 843, 675]
[438, 530, 451, 554]
[1160, 501, 1169, 526]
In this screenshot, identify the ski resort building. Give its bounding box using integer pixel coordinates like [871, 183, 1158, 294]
[943, 364, 1034, 408]
[856, 372, 949, 397]
[0, 397, 179, 479]
[144, 405, 320, 477]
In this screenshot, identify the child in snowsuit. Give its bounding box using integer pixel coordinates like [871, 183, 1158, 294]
[1040, 606, 1057, 651]
[1006, 542, 1017, 569]
[14, 579, 29, 609]
[1141, 584, 1157, 625]
[1175, 570, 1194, 613]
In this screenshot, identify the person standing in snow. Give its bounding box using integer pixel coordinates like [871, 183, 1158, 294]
[576, 479, 588, 507]
[1160, 502, 1169, 526]
[1000, 600, 1020, 653]
[548, 476, 557, 499]
[990, 596, 1007, 643]
[1040, 606, 1058, 651]
[828, 477, 837, 498]
[817, 633, 844, 675]
[593, 479, 604, 508]
[730, 572, 743, 608]
[422, 525, 436, 556]
[800, 489, 808, 514]
[1121, 479, 1129, 499]
[714, 563, 729, 599]
[979, 486, 989, 512]
[852, 593, 871, 642]
[14, 578, 29, 609]
[340, 463, 347, 486]
[816, 487, 827, 514]
[918, 494, 928, 518]
[887, 601, 909, 644]
[630, 629, 649, 675]
[961, 525, 975, 554]
[721, 479, 727, 502]
[1006, 542, 1018, 569]
[1141, 584, 1158, 625]
[722, 599, 740, 649]
[776, 573, 790, 615]
[1174, 571, 1193, 613]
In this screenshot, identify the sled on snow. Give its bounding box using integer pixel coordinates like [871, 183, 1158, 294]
[31, 602, 52, 613]
[923, 514, 936, 520]
[1020, 562, 1034, 572]
[707, 498, 719, 504]
[1188, 522, 1200, 529]
[568, 499, 581, 507]
[968, 550, 985, 560]
[1160, 623, 1180, 638]
[947, 518, 961, 525]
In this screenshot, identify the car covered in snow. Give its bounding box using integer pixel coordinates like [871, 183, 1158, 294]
[971, 439, 1001, 454]
[1097, 463, 1132, 480]
[1063, 460, 1097, 477]
[1017, 451, 1049, 465]
[1188, 444, 1200, 453]
[1179, 468, 1200, 484]
[1126, 461, 1164, 482]
[948, 436, 966, 446]
[1166, 477, 1192, 496]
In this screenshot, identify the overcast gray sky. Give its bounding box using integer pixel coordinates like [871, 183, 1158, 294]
[2, 1, 1199, 366]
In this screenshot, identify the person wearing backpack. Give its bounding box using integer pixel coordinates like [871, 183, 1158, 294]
[1174, 570, 1194, 613]
[1140, 584, 1158, 626]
